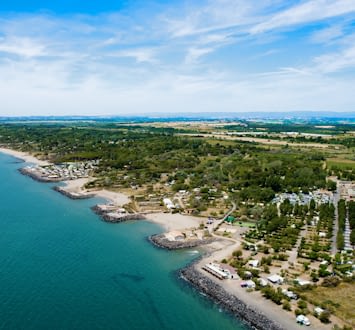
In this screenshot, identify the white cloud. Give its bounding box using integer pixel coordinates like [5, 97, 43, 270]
[314, 45, 355, 73]
[0, 1, 354, 116]
[164, 0, 269, 38]
[0, 36, 46, 57]
[251, 0, 355, 34]
[108, 48, 158, 64]
[0, 61, 354, 116]
[185, 47, 214, 64]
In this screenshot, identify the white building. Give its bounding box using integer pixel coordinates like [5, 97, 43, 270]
[295, 278, 312, 286]
[267, 274, 284, 284]
[163, 198, 175, 209]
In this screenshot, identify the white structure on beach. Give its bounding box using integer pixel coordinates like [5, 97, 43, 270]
[203, 263, 228, 280]
[202, 263, 238, 280]
[163, 198, 175, 209]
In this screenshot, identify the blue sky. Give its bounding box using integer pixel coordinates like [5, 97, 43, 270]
[0, 0, 354, 116]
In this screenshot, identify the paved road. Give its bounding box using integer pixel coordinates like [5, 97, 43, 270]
[208, 201, 237, 233]
[331, 184, 340, 255]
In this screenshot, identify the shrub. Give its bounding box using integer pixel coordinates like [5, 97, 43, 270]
[322, 277, 340, 288]
[319, 310, 331, 324]
[283, 301, 291, 311]
[310, 270, 319, 282]
[294, 308, 302, 316]
[233, 249, 243, 259]
[298, 300, 307, 309]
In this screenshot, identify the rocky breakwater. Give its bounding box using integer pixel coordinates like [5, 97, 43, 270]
[149, 233, 216, 250]
[19, 167, 62, 183]
[92, 204, 145, 223]
[53, 186, 95, 200]
[180, 265, 285, 330]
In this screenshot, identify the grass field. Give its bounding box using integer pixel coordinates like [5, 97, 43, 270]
[233, 221, 256, 228]
[327, 158, 355, 170]
[304, 282, 355, 328]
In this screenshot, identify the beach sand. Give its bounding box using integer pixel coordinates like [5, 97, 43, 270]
[0, 148, 50, 166]
[93, 189, 130, 206]
[145, 212, 204, 231]
[62, 178, 131, 206]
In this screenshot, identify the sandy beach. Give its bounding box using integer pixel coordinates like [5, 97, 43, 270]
[62, 177, 131, 206]
[145, 212, 204, 231]
[93, 189, 130, 206]
[0, 148, 50, 166]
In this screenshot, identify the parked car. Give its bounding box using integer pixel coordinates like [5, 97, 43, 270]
[282, 289, 298, 300]
[296, 314, 311, 326]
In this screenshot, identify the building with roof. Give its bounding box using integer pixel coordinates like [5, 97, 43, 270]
[267, 274, 284, 284]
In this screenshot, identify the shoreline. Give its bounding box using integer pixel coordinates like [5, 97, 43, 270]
[0, 147, 318, 330]
[179, 262, 285, 330]
[183, 252, 319, 330]
[0, 147, 203, 229]
[0, 147, 50, 166]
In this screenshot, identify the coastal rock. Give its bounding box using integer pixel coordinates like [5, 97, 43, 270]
[91, 205, 145, 223]
[53, 186, 95, 200]
[19, 167, 61, 182]
[179, 264, 285, 330]
[149, 234, 216, 250]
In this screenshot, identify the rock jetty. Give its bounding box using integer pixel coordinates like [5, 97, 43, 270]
[149, 233, 216, 250]
[92, 205, 145, 223]
[180, 264, 285, 330]
[19, 167, 62, 182]
[53, 186, 95, 200]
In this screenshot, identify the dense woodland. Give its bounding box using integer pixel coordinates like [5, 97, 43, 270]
[0, 123, 331, 204]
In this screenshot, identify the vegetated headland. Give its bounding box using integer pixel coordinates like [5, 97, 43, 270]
[0, 115, 354, 330]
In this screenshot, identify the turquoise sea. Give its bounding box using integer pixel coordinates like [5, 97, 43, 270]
[0, 153, 247, 330]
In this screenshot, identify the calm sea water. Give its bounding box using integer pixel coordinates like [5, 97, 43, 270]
[0, 153, 247, 330]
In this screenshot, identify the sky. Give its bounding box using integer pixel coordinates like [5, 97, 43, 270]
[0, 0, 354, 116]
